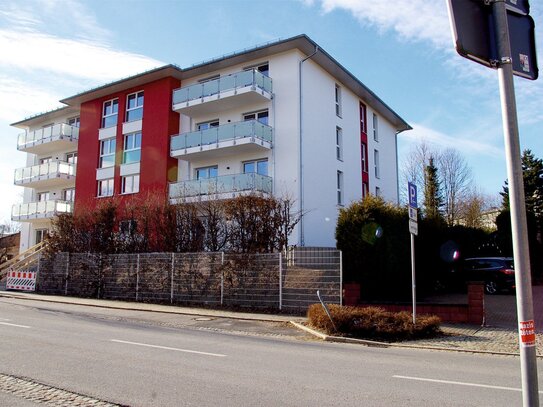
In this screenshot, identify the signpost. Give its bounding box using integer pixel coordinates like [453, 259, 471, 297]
[447, 1, 539, 405]
[408, 182, 417, 324]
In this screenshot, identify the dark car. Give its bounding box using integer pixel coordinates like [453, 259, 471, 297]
[463, 257, 515, 295]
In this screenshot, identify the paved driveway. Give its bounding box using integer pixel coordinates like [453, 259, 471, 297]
[485, 285, 543, 332]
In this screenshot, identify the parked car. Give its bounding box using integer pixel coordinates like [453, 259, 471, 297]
[463, 257, 515, 295]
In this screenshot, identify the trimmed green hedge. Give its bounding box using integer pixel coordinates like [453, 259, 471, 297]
[307, 304, 441, 341]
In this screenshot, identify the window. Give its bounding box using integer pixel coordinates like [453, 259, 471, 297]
[120, 220, 137, 235]
[243, 159, 268, 176]
[67, 116, 80, 128]
[197, 120, 219, 131]
[97, 179, 114, 197]
[360, 103, 367, 134]
[62, 188, 75, 202]
[35, 229, 48, 244]
[102, 99, 118, 128]
[66, 152, 77, 165]
[362, 182, 369, 199]
[196, 166, 218, 180]
[336, 127, 343, 161]
[37, 191, 50, 202]
[361, 142, 368, 173]
[245, 63, 269, 77]
[99, 138, 116, 168]
[373, 113, 379, 141]
[126, 91, 144, 122]
[375, 186, 381, 197]
[335, 84, 342, 117]
[243, 110, 269, 125]
[123, 132, 141, 164]
[39, 157, 52, 164]
[374, 149, 380, 179]
[121, 174, 140, 194]
[337, 171, 344, 205]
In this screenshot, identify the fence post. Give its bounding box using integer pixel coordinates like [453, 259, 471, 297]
[220, 252, 224, 305]
[170, 253, 175, 304]
[339, 250, 343, 306]
[64, 252, 69, 295]
[36, 253, 41, 292]
[136, 253, 140, 302]
[279, 252, 283, 310]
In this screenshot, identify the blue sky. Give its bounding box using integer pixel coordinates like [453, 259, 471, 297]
[0, 0, 542, 225]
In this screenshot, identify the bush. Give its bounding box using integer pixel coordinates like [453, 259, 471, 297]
[307, 303, 441, 341]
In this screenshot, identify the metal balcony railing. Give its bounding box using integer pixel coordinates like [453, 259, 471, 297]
[173, 69, 273, 105]
[169, 173, 272, 199]
[171, 120, 272, 152]
[17, 123, 79, 150]
[14, 161, 75, 185]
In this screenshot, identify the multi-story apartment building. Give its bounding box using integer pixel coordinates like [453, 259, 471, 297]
[11, 35, 410, 253]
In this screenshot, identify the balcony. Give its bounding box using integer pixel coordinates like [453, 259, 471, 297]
[171, 120, 272, 160]
[14, 161, 76, 188]
[12, 200, 73, 222]
[169, 173, 272, 203]
[172, 70, 272, 116]
[17, 123, 79, 154]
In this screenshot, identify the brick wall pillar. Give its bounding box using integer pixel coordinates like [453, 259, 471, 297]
[467, 281, 485, 325]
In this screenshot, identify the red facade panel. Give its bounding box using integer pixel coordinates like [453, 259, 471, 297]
[360, 102, 369, 197]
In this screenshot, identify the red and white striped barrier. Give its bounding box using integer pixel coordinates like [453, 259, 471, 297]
[6, 270, 36, 291]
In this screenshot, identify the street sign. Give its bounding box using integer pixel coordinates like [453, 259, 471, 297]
[409, 219, 418, 236]
[408, 207, 418, 222]
[408, 182, 417, 208]
[447, 0, 538, 80]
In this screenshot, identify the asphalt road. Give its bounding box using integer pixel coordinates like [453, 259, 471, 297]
[0, 298, 541, 407]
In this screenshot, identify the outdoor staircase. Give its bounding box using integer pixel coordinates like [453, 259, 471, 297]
[0, 242, 45, 288]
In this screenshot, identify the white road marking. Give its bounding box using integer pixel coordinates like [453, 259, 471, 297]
[393, 375, 543, 394]
[0, 322, 31, 329]
[110, 339, 227, 358]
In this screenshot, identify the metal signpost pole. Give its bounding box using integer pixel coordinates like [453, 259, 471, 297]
[492, 1, 539, 405]
[411, 233, 416, 325]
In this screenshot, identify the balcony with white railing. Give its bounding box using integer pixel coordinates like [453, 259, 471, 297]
[11, 200, 73, 222]
[14, 161, 76, 188]
[17, 123, 79, 154]
[170, 120, 273, 160]
[172, 70, 273, 116]
[169, 173, 272, 203]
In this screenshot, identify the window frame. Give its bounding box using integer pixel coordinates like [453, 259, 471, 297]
[122, 132, 142, 164]
[196, 119, 220, 131]
[361, 142, 368, 173]
[195, 166, 218, 180]
[102, 98, 119, 128]
[243, 109, 269, 125]
[373, 113, 379, 142]
[337, 170, 344, 206]
[336, 126, 343, 161]
[66, 152, 77, 165]
[335, 84, 342, 117]
[67, 116, 80, 128]
[125, 91, 144, 122]
[374, 149, 380, 179]
[37, 191, 50, 202]
[243, 158, 268, 176]
[97, 178, 114, 197]
[121, 174, 140, 195]
[62, 188, 75, 202]
[99, 138, 116, 168]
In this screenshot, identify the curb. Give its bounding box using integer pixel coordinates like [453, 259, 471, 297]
[0, 291, 301, 324]
[289, 321, 543, 358]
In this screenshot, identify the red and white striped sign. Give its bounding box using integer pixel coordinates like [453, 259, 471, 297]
[6, 270, 36, 291]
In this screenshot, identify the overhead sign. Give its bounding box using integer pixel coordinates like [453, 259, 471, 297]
[409, 219, 418, 236]
[447, 0, 538, 80]
[408, 182, 417, 209]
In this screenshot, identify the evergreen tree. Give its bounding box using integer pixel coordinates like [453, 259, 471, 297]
[423, 156, 444, 220]
[501, 149, 543, 213]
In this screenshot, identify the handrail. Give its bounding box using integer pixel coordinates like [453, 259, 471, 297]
[0, 241, 45, 276]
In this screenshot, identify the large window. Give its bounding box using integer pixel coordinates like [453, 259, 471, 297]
[62, 188, 75, 201]
[37, 191, 50, 202]
[245, 63, 269, 77]
[39, 157, 52, 165]
[336, 127, 343, 161]
[335, 84, 342, 117]
[97, 179, 114, 197]
[67, 116, 80, 128]
[243, 110, 268, 125]
[196, 166, 218, 180]
[121, 174, 140, 194]
[243, 159, 268, 175]
[360, 103, 367, 134]
[126, 91, 144, 122]
[66, 152, 77, 165]
[123, 132, 141, 164]
[374, 149, 380, 179]
[362, 182, 369, 199]
[99, 138, 116, 168]
[102, 99, 118, 128]
[373, 113, 379, 142]
[361, 142, 368, 173]
[337, 170, 344, 205]
[197, 120, 219, 131]
[35, 229, 48, 245]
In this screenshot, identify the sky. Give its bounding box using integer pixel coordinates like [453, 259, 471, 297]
[0, 0, 542, 225]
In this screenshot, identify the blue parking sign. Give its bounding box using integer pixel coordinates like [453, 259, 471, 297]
[408, 182, 417, 209]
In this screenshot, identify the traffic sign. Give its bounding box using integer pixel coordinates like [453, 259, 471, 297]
[408, 182, 417, 209]
[447, 0, 538, 80]
[408, 207, 418, 222]
[409, 219, 418, 236]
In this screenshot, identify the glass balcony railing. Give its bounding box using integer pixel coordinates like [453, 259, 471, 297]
[169, 173, 273, 199]
[11, 200, 73, 220]
[17, 123, 79, 150]
[171, 120, 273, 152]
[173, 70, 273, 105]
[14, 161, 75, 185]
